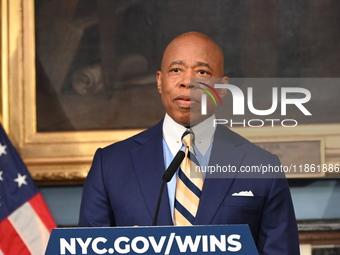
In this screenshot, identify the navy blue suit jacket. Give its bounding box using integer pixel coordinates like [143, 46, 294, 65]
[79, 120, 300, 254]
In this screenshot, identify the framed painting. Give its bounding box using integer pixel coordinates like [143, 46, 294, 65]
[1, 0, 340, 184]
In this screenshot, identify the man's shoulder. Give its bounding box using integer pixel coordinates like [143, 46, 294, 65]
[214, 125, 283, 179]
[101, 120, 163, 153]
[215, 125, 276, 158]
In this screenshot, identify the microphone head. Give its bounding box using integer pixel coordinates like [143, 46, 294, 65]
[162, 150, 185, 182]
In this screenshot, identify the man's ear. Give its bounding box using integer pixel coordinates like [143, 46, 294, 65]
[219, 76, 229, 98]
[156, 71, 162, 94]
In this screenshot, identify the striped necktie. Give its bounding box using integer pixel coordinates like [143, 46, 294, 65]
[174, 130, 203, 226]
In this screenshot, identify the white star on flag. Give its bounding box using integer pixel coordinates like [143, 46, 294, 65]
[0, 143, 7, 156]
[0, 123, 56, 254]
[14, 173, 27, 188]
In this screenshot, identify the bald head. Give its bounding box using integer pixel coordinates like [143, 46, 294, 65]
[161, 32, 225, 76]
[156, 32, 227, 126]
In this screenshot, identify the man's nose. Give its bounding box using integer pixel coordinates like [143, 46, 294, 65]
[180, 71, 195, 88]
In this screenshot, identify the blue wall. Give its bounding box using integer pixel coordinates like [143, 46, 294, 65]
[40, 179, 340, 226]
[290, 179, 340, 219]
[40, 186, 83, 226]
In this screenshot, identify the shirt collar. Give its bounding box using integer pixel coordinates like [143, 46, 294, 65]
[162, 113, 216, 156]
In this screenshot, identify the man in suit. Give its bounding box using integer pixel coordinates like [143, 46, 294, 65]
[79, 32, 300, 254]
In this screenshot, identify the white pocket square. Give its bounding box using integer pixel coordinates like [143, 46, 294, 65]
[232, 191, 254, 197]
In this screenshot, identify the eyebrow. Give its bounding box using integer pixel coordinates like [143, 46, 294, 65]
[197, 61, 213, 71]
[168, 60, 185, 69]
[167, 61, 213, 71]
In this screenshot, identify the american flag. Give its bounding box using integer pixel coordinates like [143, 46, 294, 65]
[0, 124, 56, 254]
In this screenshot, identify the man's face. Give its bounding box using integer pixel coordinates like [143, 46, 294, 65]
[156, 35, 226, 127]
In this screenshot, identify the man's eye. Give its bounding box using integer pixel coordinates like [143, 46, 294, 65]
[172, 68, 180, 72]
[199, 70, 207, 75]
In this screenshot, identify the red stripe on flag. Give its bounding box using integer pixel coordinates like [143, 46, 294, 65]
[29, 193, 56, 231]
[0, 218, 31, 255]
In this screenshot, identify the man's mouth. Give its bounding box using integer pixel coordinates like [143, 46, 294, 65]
[174, 95, 200, 108]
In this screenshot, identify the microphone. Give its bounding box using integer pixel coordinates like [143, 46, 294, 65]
[162, 150, 185, 182]
[152, 150, 185, 226]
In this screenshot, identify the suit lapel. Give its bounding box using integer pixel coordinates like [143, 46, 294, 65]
[195, 126, 246, 225]
[131, 121, 173, 225]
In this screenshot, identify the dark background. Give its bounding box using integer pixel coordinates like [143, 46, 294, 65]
[35, 0, 340, 131]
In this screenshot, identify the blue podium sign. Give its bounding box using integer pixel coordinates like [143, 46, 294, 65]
[45, 225, 258, 255]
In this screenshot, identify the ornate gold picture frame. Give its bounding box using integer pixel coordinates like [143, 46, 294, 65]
[1, 0, 340, 184]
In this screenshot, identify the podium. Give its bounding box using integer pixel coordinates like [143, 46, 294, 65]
[45, 225, 258, 255]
